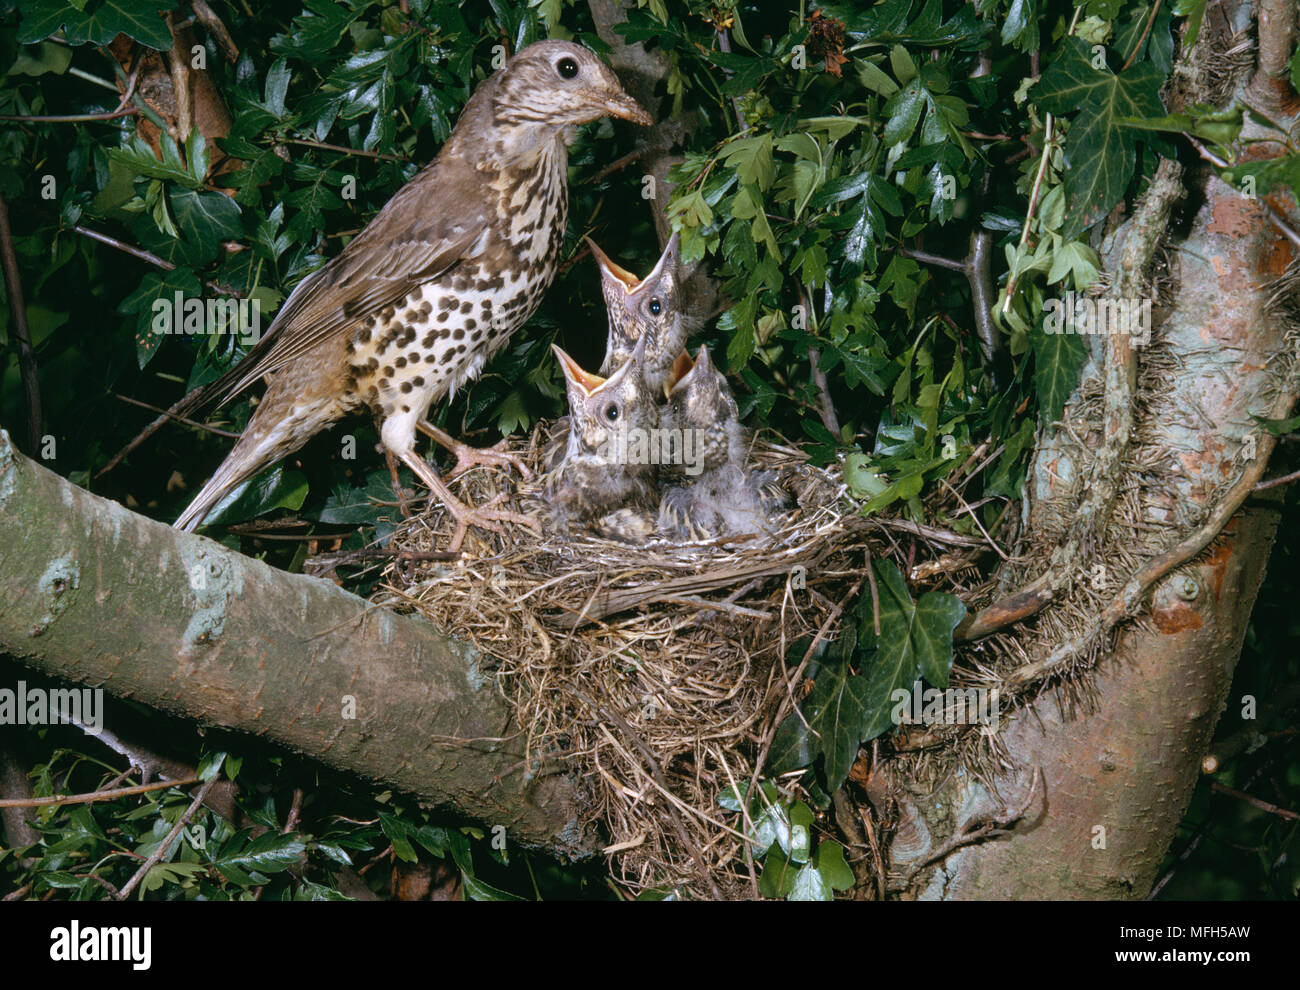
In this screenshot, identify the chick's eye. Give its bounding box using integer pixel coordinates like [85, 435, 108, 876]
[648, 298, 662, 316]
[605, 404, 620, 422]
[557, 57, 579, 79]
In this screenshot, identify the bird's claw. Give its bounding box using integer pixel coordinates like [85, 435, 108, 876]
[445, 494, 541, 552]
[446, 439, 533, 482]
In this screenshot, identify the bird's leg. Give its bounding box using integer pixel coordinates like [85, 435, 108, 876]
[416, 421, 533, 481]
[384, 449, 415, 519]
[396, 448, 540, 553]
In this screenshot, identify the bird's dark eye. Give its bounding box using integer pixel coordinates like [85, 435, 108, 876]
[648, 298, 662, 316]
[605, 403, 620, 422]
[557, 57, 579, 79]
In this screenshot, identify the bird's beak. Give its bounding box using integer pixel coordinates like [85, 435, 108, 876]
[666, 348, 694, 395]
[627, 230, 680, 300]
[694, 345, 714, 375]
[552, 343, 606, 398]
[597, 88, 653, 126]
[585, 236, 641, 293]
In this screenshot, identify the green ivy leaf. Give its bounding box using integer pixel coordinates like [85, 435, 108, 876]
[6, 39, 72, 75]
[788, 861, 833, 900]
[1033, 37, 1165, 238]
[17, 0, 177, 50]
[1031, 321, 1089, 423]
[168, 189, 243, 263]
[852, 559, 965, 744]
[202, 467, 309, 527]
[757, 848, 797, 898]
[814, 840, 856, 891]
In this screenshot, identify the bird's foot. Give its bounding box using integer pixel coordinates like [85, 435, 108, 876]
[444, 492, 541, 553]
[416, 421, 533, 481]
[446, 438, 534, 482]
[384, 450, 416, 520]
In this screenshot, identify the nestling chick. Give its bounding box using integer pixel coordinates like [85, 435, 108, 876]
[656, 346, 788, 542]
[587, 232, 689, 394]
[659, 345, 744, 482]
[545, 335, 658, 530]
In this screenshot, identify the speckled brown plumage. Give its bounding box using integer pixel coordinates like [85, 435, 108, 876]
[172, 41, 650, 549]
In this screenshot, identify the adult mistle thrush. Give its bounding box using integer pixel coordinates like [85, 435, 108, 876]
[172, 41, 651, 550]
[586, 232, 688, 394]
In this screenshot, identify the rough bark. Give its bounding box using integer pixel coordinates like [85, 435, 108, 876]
[907, 0, 1300, 898]
[0, 430, 599, 859]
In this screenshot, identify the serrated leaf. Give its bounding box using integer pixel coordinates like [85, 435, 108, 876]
[856, 59, 899, 96]
[883, 78, 925, 146]
[462, 874, 525, 901]
[107, 136, 201, 190]
[213, 833, 306, 882]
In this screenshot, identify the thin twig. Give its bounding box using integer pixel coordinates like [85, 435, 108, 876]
[1002, 115, 1054, 314]
[113, 393, 240, 438]
[592, 147, 651, 182]
[898, 247, 966, 272]
[66, 67, 121, 93]
[1121, 0, 1164, 72]
[0, 194, 42, 451]
[0, 776, 200, 809]
[193, 0, 241, 61]
[70, 223, 241, 296]
[280, 137, 410, 163]
[0, 108, 138, 123]
[715, 29, 749, 134]
[1210, 780, 1300, 822]
[1255, 466, 1300, 491]
[117, 777, 218, 899]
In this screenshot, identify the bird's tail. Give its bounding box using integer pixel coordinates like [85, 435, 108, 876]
[174, 393, 334, 532]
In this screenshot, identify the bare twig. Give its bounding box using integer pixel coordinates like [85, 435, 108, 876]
[70, 223, 241, 296]
[0, 108, 138, 123]
[1121, 0, 1164, 72]
[1210, 780, 1300, 822]
[0, 776, 200, 809]
[1255, 466, 1300, 491]
[192, 0, 241, 61]
[117, 777, 218, 899]
[0, 194, 42, 451]
[113, 393, 240, 439]
[281, 137, 410, 163]
[714, 29, 749, 134]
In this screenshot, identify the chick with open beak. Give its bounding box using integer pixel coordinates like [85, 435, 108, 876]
[587, 232, 689, 395]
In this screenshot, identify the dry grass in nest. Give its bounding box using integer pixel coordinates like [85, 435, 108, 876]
[371, 421, 900, 897]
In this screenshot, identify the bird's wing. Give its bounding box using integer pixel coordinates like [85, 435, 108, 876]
[213, 155, 492, 407]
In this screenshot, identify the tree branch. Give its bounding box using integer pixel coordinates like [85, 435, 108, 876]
[0, 430, 599, 859]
